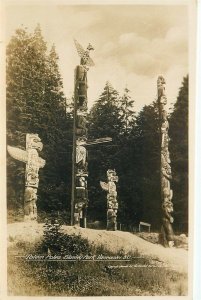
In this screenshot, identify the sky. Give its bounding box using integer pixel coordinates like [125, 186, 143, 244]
[5, 3, 189, 112]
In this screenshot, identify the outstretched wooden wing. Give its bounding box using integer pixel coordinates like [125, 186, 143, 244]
[74, 39, 85, 58]
[7, 145, 28, 163]
[86, 137, 112, 146]
[100, 181, 109, 191]
[74, 39, 95, 67]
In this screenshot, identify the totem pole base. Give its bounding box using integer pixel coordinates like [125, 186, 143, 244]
[24, 209, 37, 222]
[74, 212, 80, 227]
[80, 217, 87, 228]
[24, 216, 37, 222]
[80, 207, 87, 228]
[161, 225, 174, 248]
[24, 186, 38, 222]
[107, 221, 117, 231]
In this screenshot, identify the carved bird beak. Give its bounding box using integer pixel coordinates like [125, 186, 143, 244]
[87, 43, 94, 51]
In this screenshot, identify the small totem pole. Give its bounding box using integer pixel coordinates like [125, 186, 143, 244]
[100, 169, 119, 231]
[157, 76, 174, 247]
[7, 134, 46, 221]
[72, 39, 95, 226]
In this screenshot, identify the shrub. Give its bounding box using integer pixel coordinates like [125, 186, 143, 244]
[41, 216, 92, 255]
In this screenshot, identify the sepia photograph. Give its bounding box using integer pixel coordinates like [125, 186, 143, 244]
[1, 0, 196, 298]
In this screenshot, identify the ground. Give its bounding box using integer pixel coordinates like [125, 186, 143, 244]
[7, 222, 188, 273]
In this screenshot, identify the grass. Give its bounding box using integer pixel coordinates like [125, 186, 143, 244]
[7, 224, 188, 296]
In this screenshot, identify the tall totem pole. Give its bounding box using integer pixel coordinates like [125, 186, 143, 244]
[7, 134, 46, 221]
[100, 169, 119, 231]
[157, 76, 174, 247]
[72, 40, 95, 226]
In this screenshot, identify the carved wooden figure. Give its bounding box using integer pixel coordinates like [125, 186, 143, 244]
[100, 169, 118, 231]
[73, 39, 94, 226]
[157, 76, 174, 247]
[7, 134, 45, 221]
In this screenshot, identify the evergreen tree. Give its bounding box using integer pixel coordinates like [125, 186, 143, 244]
[121, 102, 161, 229]
[6, 25, 72, 219]
[88, 81, 122, 174]
[6, 26, 43, 209]
[169, 75, 188, 232]
[119, 87, 135, 136]
[87, 82, 121, 222]
[87, 83, 137, 225]
[37, 43, 72, 214]
[109, 87, 136, 226]
[89, 81, 120, 139]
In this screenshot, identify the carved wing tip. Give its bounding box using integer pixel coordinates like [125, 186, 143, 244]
[7, 145, 16, 157]
[100, 181, 109, 191]
[7, 145, 28, 163]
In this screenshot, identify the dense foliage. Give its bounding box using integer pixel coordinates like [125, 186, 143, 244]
[7, 26, 188, 232]
[88, 80, 188, 232]
[42, 217, 92, 255]
[169, 76, 188, 232]
[88, 85, 161, 229]
[7, 25, 73, 219]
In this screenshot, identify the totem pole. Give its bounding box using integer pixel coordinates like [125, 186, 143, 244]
[72, 39, 95, 226]
[100, 169, 119, 231]
[157, 76, 174, 247]
[7, 134, 46, 221]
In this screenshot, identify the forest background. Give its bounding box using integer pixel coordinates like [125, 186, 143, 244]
[6, 26, 188, 232]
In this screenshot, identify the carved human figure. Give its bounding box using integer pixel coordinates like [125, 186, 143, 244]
[76, 145, 87, 166]
[76, 114, 88, 136]
[161, 131, 169, 149]
[75, 64, 88, 109]
[24, 187, 37, 221]
[161, 120, 169, 133]
[161, 201, 174, 247]
[108, 181, 117, 195]
[161, 176, 170, 190]
[157, 76, 166, 98]
[26, 170, 39, 187]
[76, 176, 87, 203]
[107, 209, 117, 231]
[77, 176, 86, 187]
[163, 187, 173, 200]
[162, 150, 171, 164]
[161, 167, 171, 180]
[76, 115, 87, 129]
[162, 110, 168, 121]
[75, 65, 87, 82]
